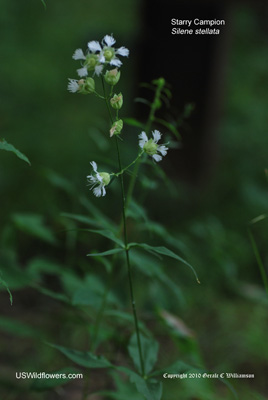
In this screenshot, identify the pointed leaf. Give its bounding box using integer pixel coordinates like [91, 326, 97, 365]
[84, 229, 124, 247]
[48, 343, 112, 368]
[123, 118, 145, 129]
[117, 366, 162, 400]
[0, 138, 31, 165]
[128, 333, 159, 375]
[87, 248, 124, 257]
[129, 243, 200, 283]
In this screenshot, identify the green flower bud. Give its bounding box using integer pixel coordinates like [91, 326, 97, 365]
[77, 78, 95, 95]
[110, 93, 123, 110]
[84, 77, 95, 93]
[143, 139, 158, 156]
[104, 68, 121, 86]
[110, 119, 123, 137]
[99, 172, 111, 186]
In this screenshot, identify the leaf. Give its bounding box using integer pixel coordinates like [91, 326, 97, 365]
[12, 213, 57, 245]
[128, 333, 159, 375]
[117, 367, 162, 400]
[48, 343, 112, 368]
[104, 310, 150, 335]
[83, 229, 124, 247]
[123, 118, 145, 129]
[87, 248, 124, 257]
[0, 138, 31, 165]
[150, 360, 193, 378]
[134, 98, 152, 107]
[27, 258, 63, 279]
[0, 316, 42, 339]
[0, 273, 12, 305]
[33, 285, 70, 303]
[61, 212, 101, 228]
[154, 118, 180, 139]
[31, 368, 82, 391]
[129, 243, 200, 283]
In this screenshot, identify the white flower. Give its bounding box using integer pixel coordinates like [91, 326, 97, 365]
[87, 161, 110, 197]
[67, 78, 80, 93]
[138, 130, 168, 162]
[98, 34, 129, 67]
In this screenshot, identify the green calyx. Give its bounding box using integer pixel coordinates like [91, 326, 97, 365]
[104, 68, 121, 86]
[78, 78, 95, 95]
[110, 119, 123, 137]
[103, 47, 115, 62]
[85, 54, 98, 69]
[99, 172, 110, 186]
[110, 93, 123, 110]
[143, 139, 158, 156]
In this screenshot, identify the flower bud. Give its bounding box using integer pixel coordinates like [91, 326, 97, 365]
[104, 68, 121, 85]
[110, 119, 123, 137]
[110, 93, 123, 110]
[84, 77, 95, 93]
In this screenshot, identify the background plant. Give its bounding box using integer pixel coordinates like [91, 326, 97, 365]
[1, 2, 268, 400]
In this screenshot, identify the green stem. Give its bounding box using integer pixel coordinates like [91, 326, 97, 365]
[115, 136, 145, 376]
[100, 76, 145, 376]
[126, 78, 165, 209]
[111, 151, 144, 177]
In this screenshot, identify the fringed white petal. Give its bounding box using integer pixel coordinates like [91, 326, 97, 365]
[152, 130, 161, 143]
[116, 47, 129, 57]
[67, 79, 79, 93]
[72, 48, 86, 60]
[152, 154, 162, 162]
[157, 145, 168, 156]
[110, 58, 122, 67]
[103, 35, 116, 47]
[88, 41, 102, 53]
[77, 67, 88, 77]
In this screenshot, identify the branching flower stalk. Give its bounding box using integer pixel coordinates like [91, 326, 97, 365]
[68, 34, 170, 384]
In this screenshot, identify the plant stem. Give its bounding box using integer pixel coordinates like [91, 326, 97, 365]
[126, 79, 165, 209]
[101, 76, 145, 376]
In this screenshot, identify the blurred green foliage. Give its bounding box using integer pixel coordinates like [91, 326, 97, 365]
[1, 1, 268, 400]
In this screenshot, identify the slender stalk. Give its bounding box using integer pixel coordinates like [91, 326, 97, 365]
[125, 79, 165, 209]
[100, 76, 145, 376]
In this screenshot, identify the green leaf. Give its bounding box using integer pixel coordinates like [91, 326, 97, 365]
[12, 213, 57, 245]
[87, 248, 124, 257]
[0, 316, 42, 338]
[48, 343, 112, 368]
[83, 229, 124, 247]
[33, 285, 70, 303]
[154, 118, 180, 139]
[104, 310, 150, 335]
[150, 360, 193, 377]
[123, 118, 145, 129]
[31, 368, 82, 391]
[27, 258, 63, 279]
[117, 367, 162, 400]
[0, 273, 12, 305]
[129, 243, 200, 283]
[0, 138, 31, 165]
[128, 333, 159, 375]
[61, 212, 101, 228]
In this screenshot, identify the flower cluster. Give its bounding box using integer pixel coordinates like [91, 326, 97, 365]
[68, 34, 129, 94]
[69, 34, 169, 197]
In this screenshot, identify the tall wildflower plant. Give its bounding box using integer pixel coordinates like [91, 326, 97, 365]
[51, 34, 200, 399]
